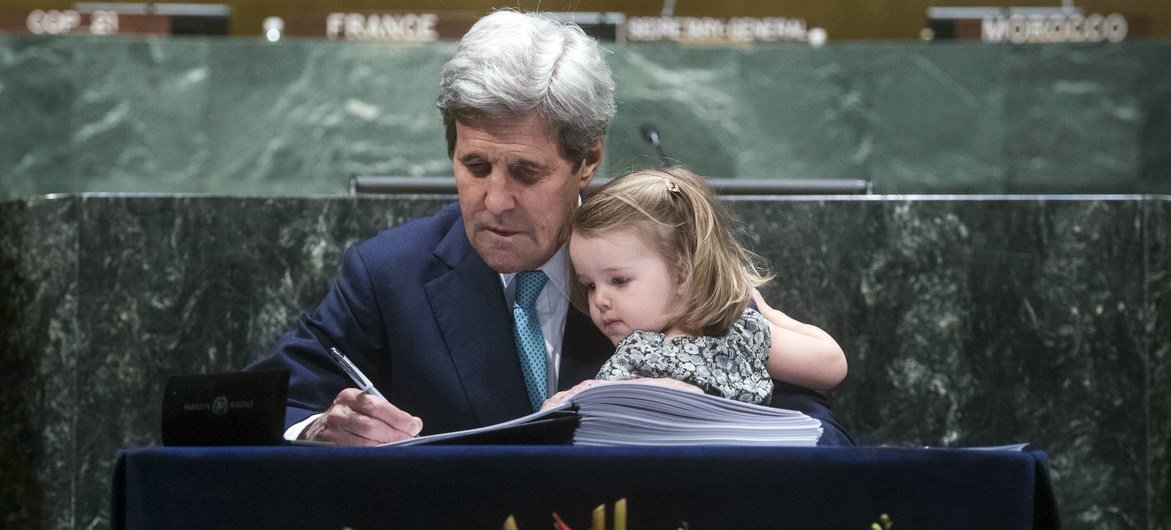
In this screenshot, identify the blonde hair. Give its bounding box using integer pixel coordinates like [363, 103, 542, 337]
[571, 167, 772, 336]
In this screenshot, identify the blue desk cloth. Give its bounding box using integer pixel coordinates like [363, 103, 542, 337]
[112, 445, 1060, 529]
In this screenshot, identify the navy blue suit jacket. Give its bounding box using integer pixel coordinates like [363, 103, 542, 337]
[249, 202, 854, 445]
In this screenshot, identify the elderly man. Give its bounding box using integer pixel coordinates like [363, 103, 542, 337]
[249, 10, 853, 446]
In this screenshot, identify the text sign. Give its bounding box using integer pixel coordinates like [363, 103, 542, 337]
[24, 9, 119, 35]
[981, 13, 1128, 43]
[627, 16, 812, 43]
[325, 12, 439, 42]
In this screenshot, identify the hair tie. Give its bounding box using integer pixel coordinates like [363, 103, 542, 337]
[662, 178, 680, 193]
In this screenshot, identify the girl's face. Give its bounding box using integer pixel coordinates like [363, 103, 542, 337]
[569, 229, 687, 345]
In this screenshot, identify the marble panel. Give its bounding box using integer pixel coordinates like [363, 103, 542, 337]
[733, 197, 1151, 528]
[201, 40, 453, 195]
[1134, 45, 1171, 195]
[0, 37, 77, 198]
[68, 195, 448, 527]
[3, 37, 1171, 199]
[605, 44, 743, 180]
[734, 44, 873, 183]
[866, 43, 1008, 193]
[1, 195, 1166, 528]
[68, 37, 212, 194]
[1148, 197, 1170, 529]
[0, 197, 81, 528]
[1003, 45, 1144, 193]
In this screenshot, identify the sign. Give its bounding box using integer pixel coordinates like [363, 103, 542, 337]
[0, 8, 129, 35]
[0, 4, 228, 36]
[626, 16, 818, 44]
[280, 11, 622, 43]
[927, 7, 1133, 43]
[276, 10, 481, 41]
[324, 12, 439, 42]
[981, 12, 1128, 44]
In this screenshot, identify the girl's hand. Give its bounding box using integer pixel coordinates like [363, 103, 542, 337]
[540, 377, 702, 410]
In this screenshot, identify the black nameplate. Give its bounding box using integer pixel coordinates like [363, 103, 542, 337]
[162, 370, 289, 446]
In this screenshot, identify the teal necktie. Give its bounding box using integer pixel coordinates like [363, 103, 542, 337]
[513, 270, 549, 411]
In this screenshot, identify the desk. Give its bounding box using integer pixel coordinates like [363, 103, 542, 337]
[113, 446, 1059, 529]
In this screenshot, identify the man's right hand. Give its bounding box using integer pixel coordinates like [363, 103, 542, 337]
[300, 388, 423, 446]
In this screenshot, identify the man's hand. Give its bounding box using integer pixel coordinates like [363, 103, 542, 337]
[540, 377, 703, 411]
[300, 388, 423, 446]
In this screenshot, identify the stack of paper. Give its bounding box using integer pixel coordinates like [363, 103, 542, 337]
[570, 383, 823, 446]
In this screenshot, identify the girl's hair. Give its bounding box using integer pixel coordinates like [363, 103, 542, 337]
[571, 167, 772, 336]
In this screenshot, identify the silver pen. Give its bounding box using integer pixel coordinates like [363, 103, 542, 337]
[328, 347, 385, 399]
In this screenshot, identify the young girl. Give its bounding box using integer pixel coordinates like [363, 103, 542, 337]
[560, 167, 847, 405]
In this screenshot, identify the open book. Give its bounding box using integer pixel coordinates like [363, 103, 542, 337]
[384, 382, 823, 447]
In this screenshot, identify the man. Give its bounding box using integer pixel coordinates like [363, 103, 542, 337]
[248, 10, 853, 446]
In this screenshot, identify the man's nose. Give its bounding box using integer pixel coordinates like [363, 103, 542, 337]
[483, 172, 515, 215]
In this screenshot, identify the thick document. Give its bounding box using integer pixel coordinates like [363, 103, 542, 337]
[384, 382, 823, 447]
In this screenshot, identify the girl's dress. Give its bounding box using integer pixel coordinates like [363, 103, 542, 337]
[595, 308, 773, 404]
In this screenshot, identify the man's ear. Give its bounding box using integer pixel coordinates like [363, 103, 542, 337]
[577, 139, 605, 190]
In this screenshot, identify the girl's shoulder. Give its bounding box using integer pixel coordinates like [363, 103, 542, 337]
[732, 308, 771, 350]
[614, 308, 770, 354]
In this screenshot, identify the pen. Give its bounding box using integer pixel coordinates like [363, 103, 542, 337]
[328, 347, 385, 399]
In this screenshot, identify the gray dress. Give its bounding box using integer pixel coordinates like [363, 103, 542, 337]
[595, 308, 774, 404]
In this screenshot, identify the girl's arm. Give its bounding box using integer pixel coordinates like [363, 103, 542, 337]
[752, 289, 847, 391]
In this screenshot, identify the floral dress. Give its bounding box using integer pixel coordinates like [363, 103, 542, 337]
[595, 308, 774, 404]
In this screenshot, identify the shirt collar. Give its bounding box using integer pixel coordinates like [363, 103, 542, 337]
[500, 245, 570, 301]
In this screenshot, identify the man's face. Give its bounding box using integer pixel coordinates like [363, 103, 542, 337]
[453, 114, 601, 273]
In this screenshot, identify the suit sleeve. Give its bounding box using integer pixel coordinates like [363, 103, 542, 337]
[770, 382, 856, 446]
[246, 244, 390, 429]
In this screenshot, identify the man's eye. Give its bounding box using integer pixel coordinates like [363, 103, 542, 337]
[512, 166, 542, 184]
[463, 161, 489, 175]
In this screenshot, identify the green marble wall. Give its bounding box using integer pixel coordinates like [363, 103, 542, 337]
[0, 194, 1166, 528]
[1, 36, 1169, 198]
[0, 198, 78, 527]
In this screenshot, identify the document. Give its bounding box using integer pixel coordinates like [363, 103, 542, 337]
[383, 382, 822, 447]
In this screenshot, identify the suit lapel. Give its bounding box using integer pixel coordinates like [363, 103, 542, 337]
[424, 221, 532, 426]
[424, 215, 617, 422]
[558, 305, 615, 390]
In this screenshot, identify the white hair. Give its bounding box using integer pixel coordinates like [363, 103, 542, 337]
[437, 10, 617, 167]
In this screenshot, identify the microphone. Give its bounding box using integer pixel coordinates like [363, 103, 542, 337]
[639, 122, 669, 166]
